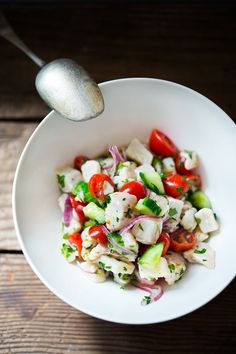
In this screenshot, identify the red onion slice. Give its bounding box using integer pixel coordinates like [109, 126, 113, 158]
[133, 269, 156, 287]
[133, 282, 163, 305]
[119, 215, 162, 235]
[108, 145, 125, 177]
[101, 225, 135, 256]
[64, 194, 72, 227]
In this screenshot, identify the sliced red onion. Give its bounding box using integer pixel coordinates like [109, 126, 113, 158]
[108, 145, 125, 177]
[64, 194, 72, 227]
[133, 282, 163, 305]
[102, 162, 114, 170]
[101, 225, 135, 256]
[119, 215, 162, 235]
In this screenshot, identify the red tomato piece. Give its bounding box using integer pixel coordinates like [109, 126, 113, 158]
[175, 153, 190, 174]
[88, 225, 108, 246]
[163, 173, 188, 198]
[74, 155, 88, 170]
[69, 195, 87, 224]
[68, 233, 83, 257]
[119, 181, 147, 200]
[149, 129, 178, 157]
[184, 174, 202, 192]
[88, 173, 114, 201]
[158, 232, 170, 256]
[170, 228, 196, 252]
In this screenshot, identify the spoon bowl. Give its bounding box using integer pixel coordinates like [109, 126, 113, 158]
[35, 59, 104, 121]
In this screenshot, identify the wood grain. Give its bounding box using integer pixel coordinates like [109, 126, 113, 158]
[0, 123, 37, 250]
[0, 254, 235, 354]
[0, 3, 235, 119]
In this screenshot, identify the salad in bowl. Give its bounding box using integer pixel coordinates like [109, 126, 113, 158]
[56, 128, 219, 305]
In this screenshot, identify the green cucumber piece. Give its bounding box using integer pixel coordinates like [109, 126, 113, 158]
[140, 171, 164, 195]
[138, 242, 164, 270]
[83, 202, 105, 224]
[152, 156, 163, 174]
[135, 197, 162, 216]
[189, 191, 212, 209]
[72, 181, 105, 207]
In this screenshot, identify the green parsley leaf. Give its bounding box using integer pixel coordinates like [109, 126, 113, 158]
[120, 285, 125, 290]
[116, 217, 120, 222]
[57, 175, 65, 188]
[141, 295, 151, 305]
[63, 233, 69, 239]
[122, 198, 126, 201]
[179, 267, 184, 276]
[124, 208, 132, 218]
[194, 248, 207, 254]
[185, 150, 193, 159]
[195, 217, 201, 225]
[105, 195, 111, 204]
[117, 162, 124, 170]
[98, 261, 105, 268]
[119, 273, 129, 281]
[176, 187, 184, 194]
[105, 265, 112, 270]
[168, 263, 176, 273]
[138, 223, 144, 231]
[169, 208, 177, 217]
[123, 266, 128, 271]
[131, 273, 138, 282]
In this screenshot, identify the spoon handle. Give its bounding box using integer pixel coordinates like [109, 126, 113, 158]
[0, 11, 45, 68]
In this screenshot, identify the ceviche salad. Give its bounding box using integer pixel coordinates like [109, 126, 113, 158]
[56, 129, 219, 305]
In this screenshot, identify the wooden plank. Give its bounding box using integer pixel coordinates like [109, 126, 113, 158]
[0, 254, 235, 353]
[0, 3, 235, 119]
[0, 122, 37, 250]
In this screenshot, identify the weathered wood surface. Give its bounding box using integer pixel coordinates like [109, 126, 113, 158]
[0, 3, 235, 119]
[0, 254, 235, 354]
[0, 123, 37, 250]
[0, 3, 235, 353]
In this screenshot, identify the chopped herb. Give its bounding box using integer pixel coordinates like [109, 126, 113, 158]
[122, 198, 126, 201]
[120, 285, 125, 290]
[179, 268, 184, 276]
[98, 261, 105, 268]
[124, 208, 132, 218]
[176, 187, 184, 194]
[141, 295, 151, 306]
[194, 248, 207, 254]
[123, 266, 128, 271]
[57, 175, 65, 188]
[182, 176, 187, 182]
[131, 274, 137, 282]
[195, 217, 201, 225]
[105, 265, 112, 270]
[116, 217, 120, 222]
[138, 223, 144, 231]
[119, 273, 130, 281]
[214, 213, 217, 220]
[63, 233, 69, 239]
[168, 263, 176, 273]
[61, 243, 76, 260]
[105, 195, 111, 204]
[177, 159, 183, 167]
[203, 259, 207, 262]
[169, 208, 177, 217]
[185, 150, 193, 159]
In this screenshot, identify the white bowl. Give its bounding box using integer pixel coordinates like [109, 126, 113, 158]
[13, 78, 236, 324]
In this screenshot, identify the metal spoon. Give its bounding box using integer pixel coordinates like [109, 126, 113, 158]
[0, 12, 104, 121]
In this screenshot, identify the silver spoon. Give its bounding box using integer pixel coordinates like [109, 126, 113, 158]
[0, 12, 104, 121]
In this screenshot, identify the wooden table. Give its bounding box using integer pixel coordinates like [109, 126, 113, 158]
[0, 2, 235, 353]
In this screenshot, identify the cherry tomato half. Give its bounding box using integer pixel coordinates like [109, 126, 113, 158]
[149, 129, 178, 157]
[175, 153, 190, 174]
[170, 228, 196, 252]
[74, 155, 88, 170]
[183, 174, 202, 192]
[69, 195, 87, 224]
[88, 173, 114, 201]
[88, 225, 108, 246]
[163, 173, 188, 198]
[68, 233, 83, 257]
[119, 181, 147, 200]
[158, 232, 170, 256]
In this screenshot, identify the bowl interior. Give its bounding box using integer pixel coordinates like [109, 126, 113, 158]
[13, 78, 236, 324]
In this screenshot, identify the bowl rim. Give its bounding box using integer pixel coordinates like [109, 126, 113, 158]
[12, 77, 236, 324]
